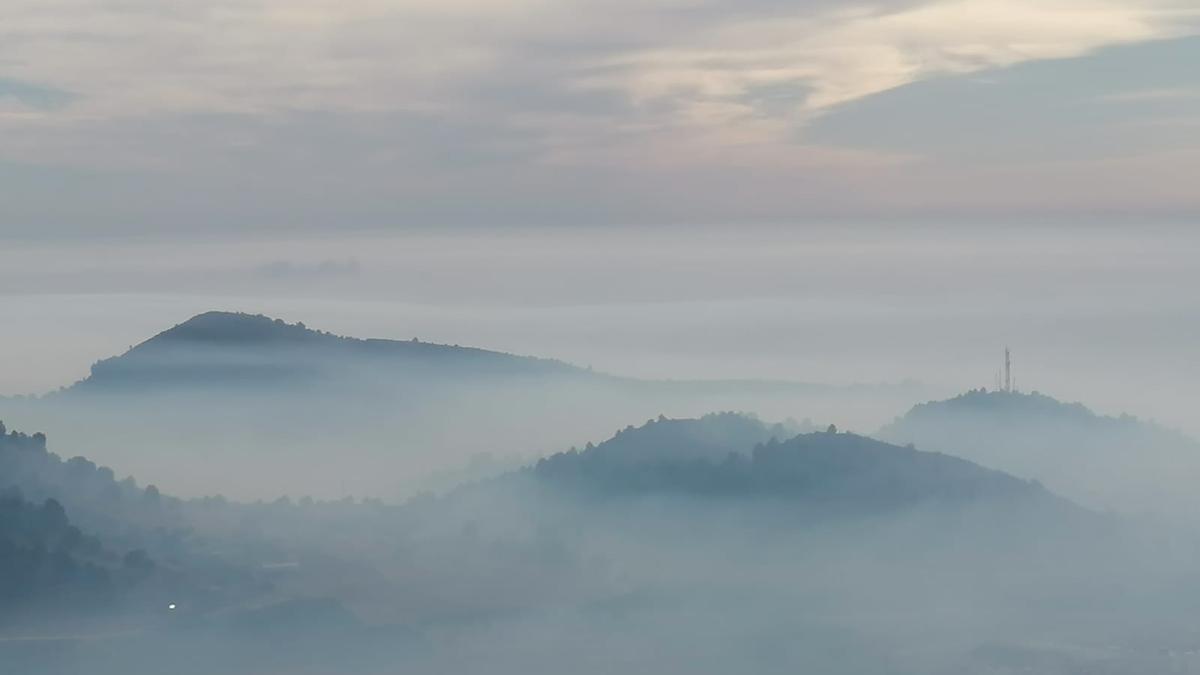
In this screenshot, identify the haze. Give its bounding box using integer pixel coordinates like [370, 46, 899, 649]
[3, 1, 1200, 673]
[3, 225, 1199, 436]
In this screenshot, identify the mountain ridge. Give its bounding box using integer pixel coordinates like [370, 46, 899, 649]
[878, 388, 1200, 514]
[532, 415, 1064, 511]
[70, 311, 587, 392]
[37, 311, 925, 397]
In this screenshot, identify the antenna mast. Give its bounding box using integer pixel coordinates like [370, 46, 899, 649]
[1004, 347, 1012, 393]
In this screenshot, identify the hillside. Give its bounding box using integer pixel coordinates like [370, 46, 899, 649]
[547, 412, 807, 465]
[532, 416, 1059, 512]
[0, 421, 189, 549]
[0, 422, 298, 620]
[878, 389, 1200, 514]
[0, 490, 132, 612]
[0, 415, 1134, 675]
[1, 412, 1081, 628]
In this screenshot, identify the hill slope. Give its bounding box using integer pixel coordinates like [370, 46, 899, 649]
[878, 389, 1200, 515]
[2, 414, 1146, 675]
[532, 415, 1060, 513]
[548, 412, 806, 465]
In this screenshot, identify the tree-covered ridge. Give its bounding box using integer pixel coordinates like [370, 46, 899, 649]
[878, 389, 1200, 460]
[0, 420, 367, 620]
[543, 412, 807, 466]
[0, 411, 1090, 651]
[0, 486, 157, 609]
[0, 420, 311, 571]
[0, 421, 187, 547]
[532, 414, 1050, 510]
[888, 389, 1153, 428]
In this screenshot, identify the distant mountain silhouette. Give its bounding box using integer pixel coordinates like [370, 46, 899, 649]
[0, 311, 931, 500]
[878, 389, 1200, 514]
[71, 311, 584, 392]
[66, 312, 918, 396]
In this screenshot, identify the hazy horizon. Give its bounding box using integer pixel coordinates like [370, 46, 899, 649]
[3, 223, 1197, 436]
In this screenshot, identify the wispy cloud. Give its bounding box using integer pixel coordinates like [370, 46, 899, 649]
[254, 258, 363, 280]
[1098, 86, 1200, 103]
[0, 0, 1198, 229]
[4, 1, 1194, 124]
[0, 78, 73, 110]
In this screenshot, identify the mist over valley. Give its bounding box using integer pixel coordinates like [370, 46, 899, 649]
[4, 1, 1198, 668]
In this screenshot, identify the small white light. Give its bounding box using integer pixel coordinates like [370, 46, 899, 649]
[168, 603, 177, 610]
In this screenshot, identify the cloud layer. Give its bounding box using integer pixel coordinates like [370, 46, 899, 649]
[1, 0, 1198, 231]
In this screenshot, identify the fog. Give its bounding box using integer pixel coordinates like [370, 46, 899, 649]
[6, 417, 1200, 675]
[4, 224, 1200, 674]
[878, 389, 1200, 519]
[3, 224, 1198, 434]
[0, 312, 924, 499]
[5, 0, 1200, 666]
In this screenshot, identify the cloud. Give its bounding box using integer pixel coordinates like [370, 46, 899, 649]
[586, 0, 1195, 134]
[255, 258, 363, 280]
[4, 0, 1194, 124]
[806, 35, 1200, 164]
[1098, 86, 1200, 103]
[0, 0, 1198, 230]
[0, 78, 73, 112]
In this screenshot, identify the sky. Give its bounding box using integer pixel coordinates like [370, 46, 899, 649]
[1, 1, 1199, 433]
[1, 0, 1199, 231]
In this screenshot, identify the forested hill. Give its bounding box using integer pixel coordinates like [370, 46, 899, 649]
[0, 421, 195, 556]
[529, 414, 1061, 513]
[69, 311, 586, 392]
[545, 412, 809, 465]
[0, 488, 145, 610]
[0, 420, 365, 622]
[878, 389, 1200, 514]
[0, 424, 162, 611]
[882, 389, 1167, 433]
